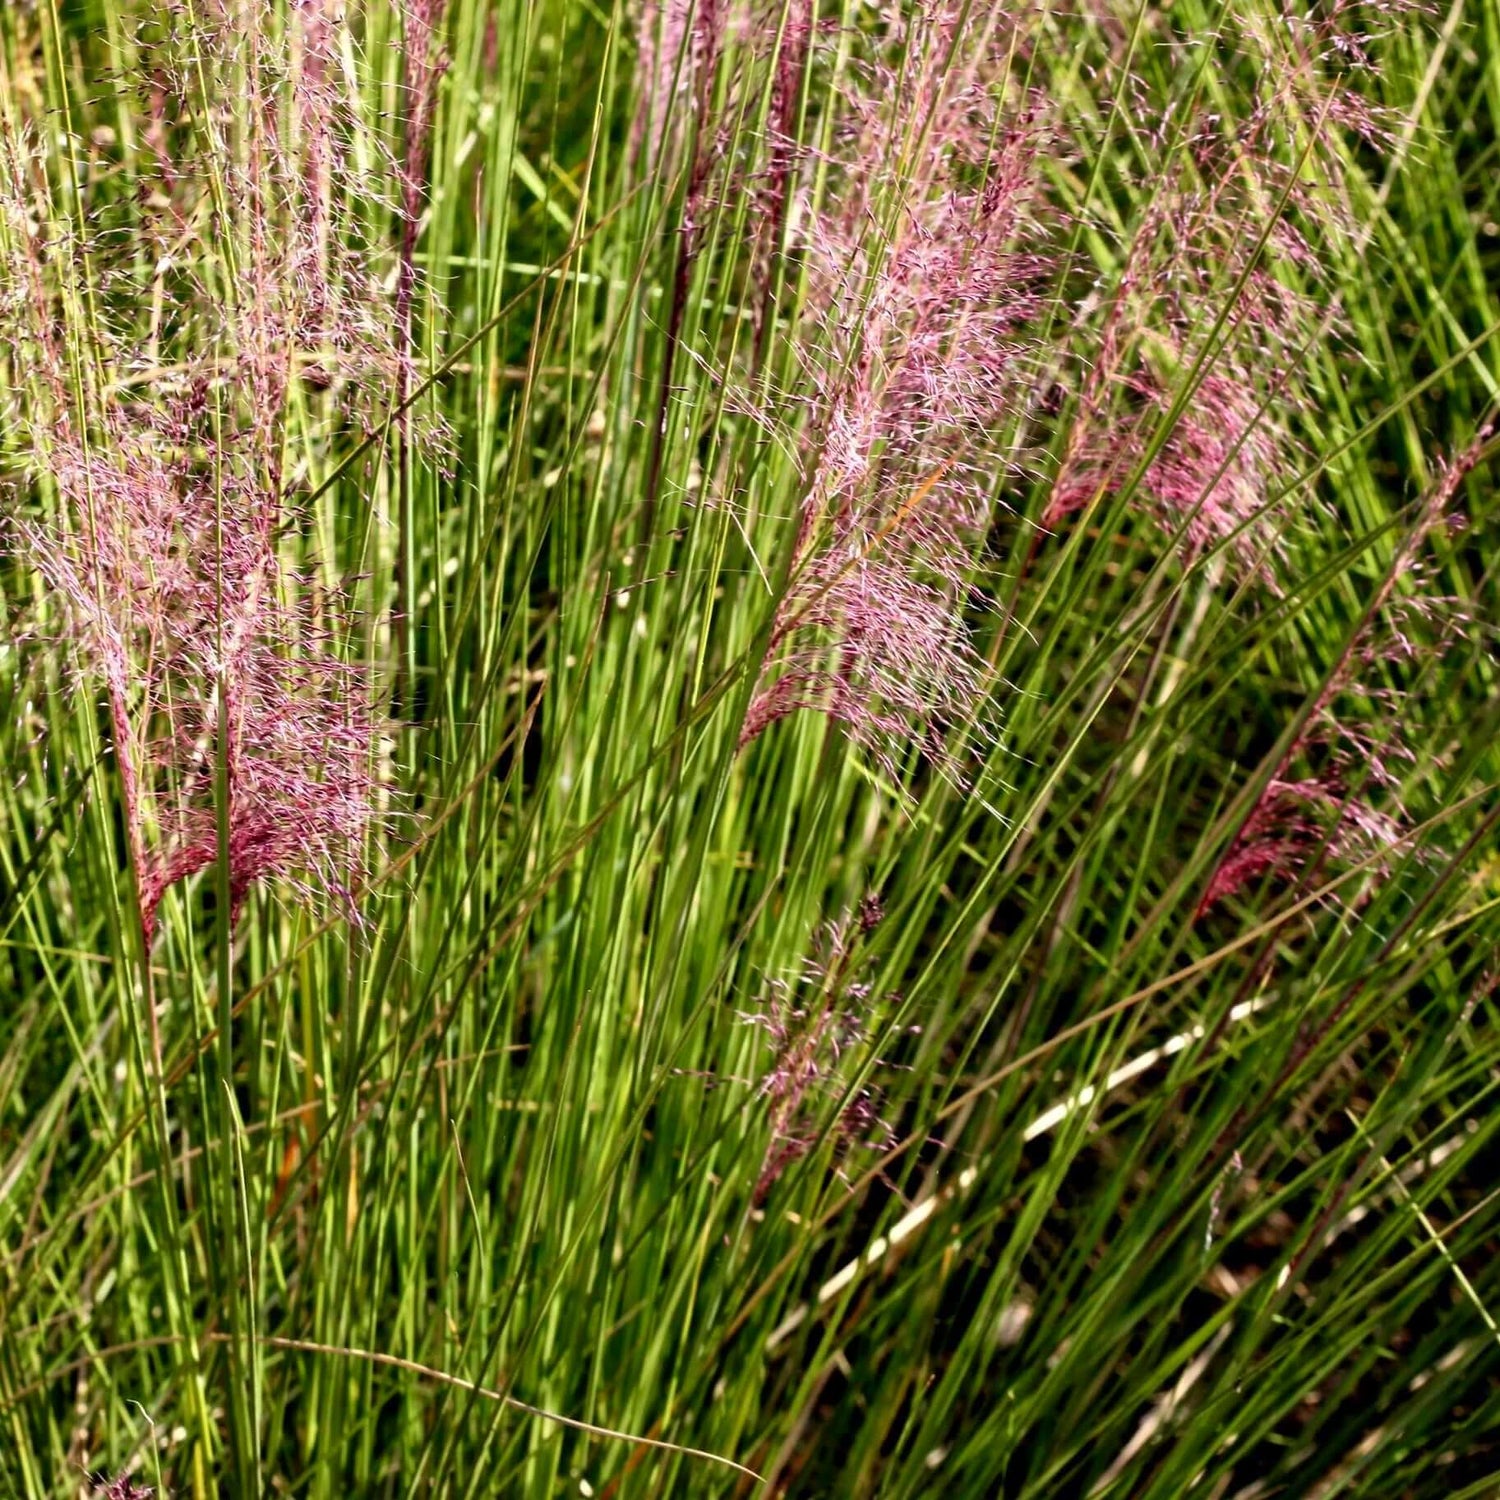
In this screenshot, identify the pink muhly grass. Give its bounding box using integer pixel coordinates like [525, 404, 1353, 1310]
[1043, 235, 1310, 583]
[1196, 772, 1405, 915]
[631, 0, 738, 171]
[632, 0, 699, 167]
[741, 906, 892, 1200]
[1, 5, 413, 947]
[1044, 1, 1402, 579]
[741, 10, 1055, 774]
[13, 345, 384, 948]
[91, 1476, 153, 1500]
[750, 0, 816, 349]
[397, 0, 449, 373]
[634, 0, 816, 360]
[1198, 421, 1496, 916]
[1046, 361, 1290, 577]
[390, 0, 450, 710]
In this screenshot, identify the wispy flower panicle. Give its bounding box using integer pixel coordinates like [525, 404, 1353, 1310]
[742, 908, 893, 1199]
[1046, 360, 1290, 578]
[1, 2, 424, 942]
[742, 11, 1055, 772]
[633, 0, 696, 165]
[91, 1475, 153, 1500]
[649, 0, 1424, 778]
[1044, 0, 1404, 578]
[400, 0, 450, 197]
[397, 0, 450, 367]
[632, 0, 739, 169]
[750, 0, 817, 337]
[1197, 772, 1404, 915]
[1199, 421, 1495, 915]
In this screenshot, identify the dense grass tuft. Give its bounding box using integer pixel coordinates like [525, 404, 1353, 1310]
[1, 0, 1498, 1494]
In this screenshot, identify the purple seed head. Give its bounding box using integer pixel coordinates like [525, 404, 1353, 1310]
[742, 11, 1053, 773]
[742, 911, 894, 1198]
[92, 1476, 154, 1500]
[0, 7, 425, 940]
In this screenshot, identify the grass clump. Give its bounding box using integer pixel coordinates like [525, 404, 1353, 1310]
[0, 0, 1497, 1495]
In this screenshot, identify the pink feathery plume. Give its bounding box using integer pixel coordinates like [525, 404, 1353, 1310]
[397, 0, 449, 352]
[91, 1476, 154, 1500]
[742, 11, 1054, 774]
[1046, 366, 1287, 576]
[1198, 420, 1496, 915]
[2, 5, 411, 948]
[1043, 0, 1405, 578]
[631, 0, 731, 168]
[741, 907, 892, 1199]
